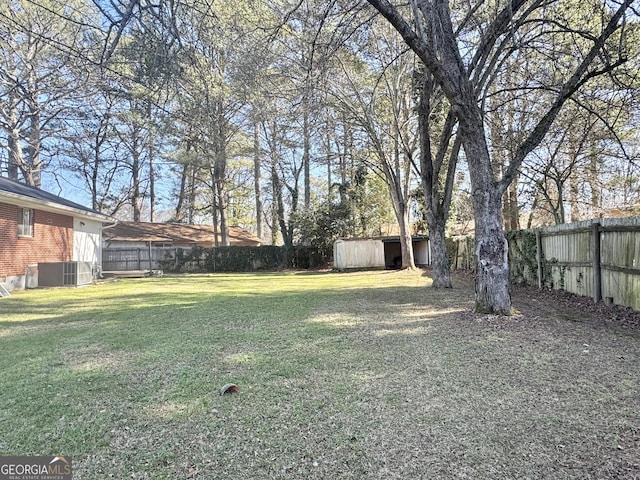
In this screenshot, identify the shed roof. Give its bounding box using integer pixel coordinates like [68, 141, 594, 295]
[103, 221, 261, 247]
[0, 176, 112, 221]
[337, 235, 429, 243]
[380, 236, 429, 242]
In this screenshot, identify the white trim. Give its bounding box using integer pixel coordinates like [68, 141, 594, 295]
[0, 191, 113, 222]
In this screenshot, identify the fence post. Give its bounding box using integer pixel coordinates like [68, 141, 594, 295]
[592, 222, 602, 303]
[454, 239, 459, 270]
[536, 229, 543, 289]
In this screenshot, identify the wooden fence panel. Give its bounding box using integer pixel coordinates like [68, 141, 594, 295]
[601, 269, 640, 311]
[102, 247, 175, 271]
[447, 216, 640, 311]
[507, 234, 538, 284]
[600, 218, 640, 310]
[540, 226, 592, 296]
[447, 235, 475, 271]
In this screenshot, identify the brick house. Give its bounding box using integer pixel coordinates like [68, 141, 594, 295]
[0, 177, 114, 291]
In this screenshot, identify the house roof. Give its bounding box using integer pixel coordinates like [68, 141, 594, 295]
[0, 176, 112, 222]
[103, 221, 261, 247]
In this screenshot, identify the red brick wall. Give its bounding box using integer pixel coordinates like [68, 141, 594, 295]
[0, 202, 74, 278]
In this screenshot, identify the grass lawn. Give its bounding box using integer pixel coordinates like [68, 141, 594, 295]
[0, 270, 638, 479]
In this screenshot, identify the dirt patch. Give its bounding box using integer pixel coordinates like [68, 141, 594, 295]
[511, 283, 640, 336]
[449, 270, 640, 335]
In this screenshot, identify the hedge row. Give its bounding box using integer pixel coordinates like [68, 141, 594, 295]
[159, 245, 329, 273]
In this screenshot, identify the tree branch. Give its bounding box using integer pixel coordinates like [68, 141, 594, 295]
[499, 0, 634, 192]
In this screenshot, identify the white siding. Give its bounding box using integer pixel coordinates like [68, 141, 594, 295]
[334, 239, 385, 269]
[73, 218, 103, 266]
[413, 240, 430, 265]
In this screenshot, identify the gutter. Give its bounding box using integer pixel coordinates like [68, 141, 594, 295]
[0, 190, 113, 222]
[97, 220, 119, 278]
[100, 219, 119, 248]
[100, 220, 119, 231]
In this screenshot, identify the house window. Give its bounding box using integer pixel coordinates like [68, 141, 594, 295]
[18, 207, 34, 237]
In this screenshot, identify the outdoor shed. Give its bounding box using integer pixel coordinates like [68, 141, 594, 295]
[334, 236, 430, 270]
[334, 238, 386, 270]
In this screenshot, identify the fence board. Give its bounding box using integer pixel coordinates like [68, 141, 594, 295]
[102, 247, 175, 271]
[448, 216, 640, 311]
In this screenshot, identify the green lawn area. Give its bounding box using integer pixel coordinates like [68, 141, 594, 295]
[0, 271, 638, 479]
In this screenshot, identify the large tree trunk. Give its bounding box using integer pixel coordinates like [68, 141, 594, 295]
[418, 71, 456, 288]
[213, 100, 229, 246]
[131, 131, 142, 222]
[148, 150, 155, 222]
[473, 189, 511, 314]
[7, 124, 23, 182]
[147, 102, 155, 222]
[213, 154, 229, 246]
[216, 176, 229, 247]
[459, 106, 511, 315]
[211, 185, 219, 248]
[387, 177, 415, 269]
[270, 160, 281, 246]
[175, 162, 189, 222]
[23, 70, 42, 188]
[427, 213, 451, 288]
[302, 100, 311, 209]
[398, 209, 415, 269]
[253, 117, 263, 241]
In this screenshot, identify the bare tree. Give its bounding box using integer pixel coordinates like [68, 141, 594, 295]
[0, 0, 92, 187]
[366, 0, 636, 313]
[334, 20, 419, 269]
[57, 84, 131, 215]
[417, 69, 460, 286]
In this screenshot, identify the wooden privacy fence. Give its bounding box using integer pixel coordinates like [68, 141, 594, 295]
[102, 246, 173, 272]
[448, 216, 640, 311]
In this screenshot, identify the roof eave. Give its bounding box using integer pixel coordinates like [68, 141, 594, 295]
[0, 191, 114, 223]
